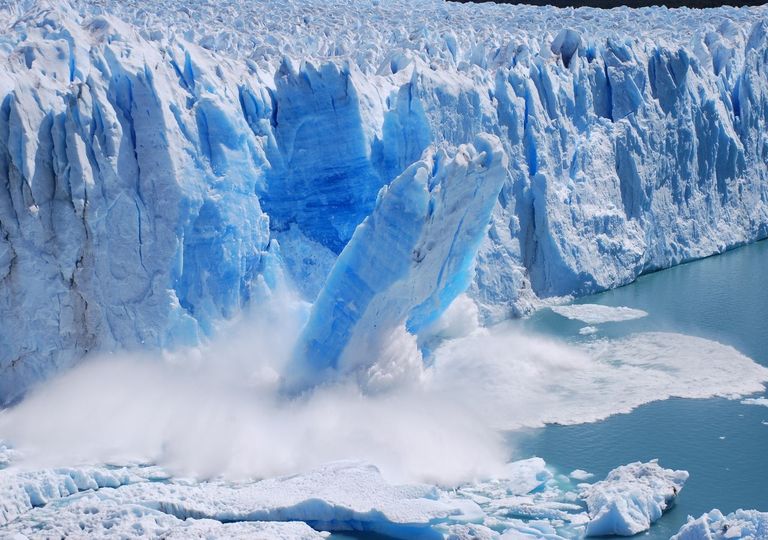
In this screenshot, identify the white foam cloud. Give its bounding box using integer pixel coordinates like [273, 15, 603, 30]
[1, 300, 766, 488]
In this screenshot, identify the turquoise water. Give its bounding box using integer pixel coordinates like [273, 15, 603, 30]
[514, 239, 768, 538]
[330, 241, 768, 540]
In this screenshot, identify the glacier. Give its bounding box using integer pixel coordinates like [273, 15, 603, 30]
[3, 1, 768, 537]
[1, 0, 768, 398]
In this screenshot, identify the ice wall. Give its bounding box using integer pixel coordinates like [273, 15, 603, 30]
[1, 0, 768, 400]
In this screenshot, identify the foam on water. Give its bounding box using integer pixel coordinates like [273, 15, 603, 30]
[1, 302, 765, 487]
[550, 304, 649, 325]
[740, 396, 768, 407]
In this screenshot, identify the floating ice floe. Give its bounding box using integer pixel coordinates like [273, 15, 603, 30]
[0, 464, 169, 527]
[740, 396, 768, 408]
[569, 470, 594, 482]
[582, 460, 688, 537]
[671, 509, 768, 540]
[550, 305, 649, 325]
[0, 457, 695, 539]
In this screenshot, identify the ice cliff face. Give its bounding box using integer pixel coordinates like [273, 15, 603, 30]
[1, 0, 768, 400]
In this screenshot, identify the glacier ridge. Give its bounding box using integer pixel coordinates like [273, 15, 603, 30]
[1, 0, 768, 399]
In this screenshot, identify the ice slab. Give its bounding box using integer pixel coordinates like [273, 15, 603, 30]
[94, 461, 482, 538]
[582, 460, 687, 537]
[569, 470, 594, 481]
[550, 305, 648, 325]
[740, 396, 768, 407]
[579, 326, 599, 336]
[671, 509, 768, 540]
[287, 135, 507, 392]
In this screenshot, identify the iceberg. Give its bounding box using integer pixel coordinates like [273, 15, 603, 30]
[1, 0, 768, 397]
[671, 509, 768, 540]
[581, 460, 688, 537]
[740, 396, 768, 407]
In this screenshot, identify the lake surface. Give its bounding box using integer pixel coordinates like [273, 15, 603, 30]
[513, 239, 768, 538]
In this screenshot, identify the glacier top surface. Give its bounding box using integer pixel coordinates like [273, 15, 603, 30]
[2, 0, 766, 73]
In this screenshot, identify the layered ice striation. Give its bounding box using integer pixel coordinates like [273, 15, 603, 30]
[0, 460, 484, 539]
[2, 0, 768, 398]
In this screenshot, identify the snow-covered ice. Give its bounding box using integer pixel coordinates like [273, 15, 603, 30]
[0, 458, 560, 539]
[0, 454, 696, 539]
[582, 460, 688, 536]
[550, 304, 648, 325]
[672, 509, 768, 540]
[0, 463, 168, 527]
[1, 0, 768, 398]
[0, 460, 482, 539]
[4, 494, 329, 539]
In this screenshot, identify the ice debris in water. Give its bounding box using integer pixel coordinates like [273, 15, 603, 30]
[0, 458, 697, 539]
[671, 509, 768, 540]
[582, 460, 688, 537]
[740, 396, 768, 407]
[550, 304, 648, 325]
[569, 470, 594, 481]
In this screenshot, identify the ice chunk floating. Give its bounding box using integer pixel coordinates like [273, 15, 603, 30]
[0, 454, 693, 539]
[582, 460, 688, 537]
[671, 509, 768, 540]
[550, 304, 648, 325]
